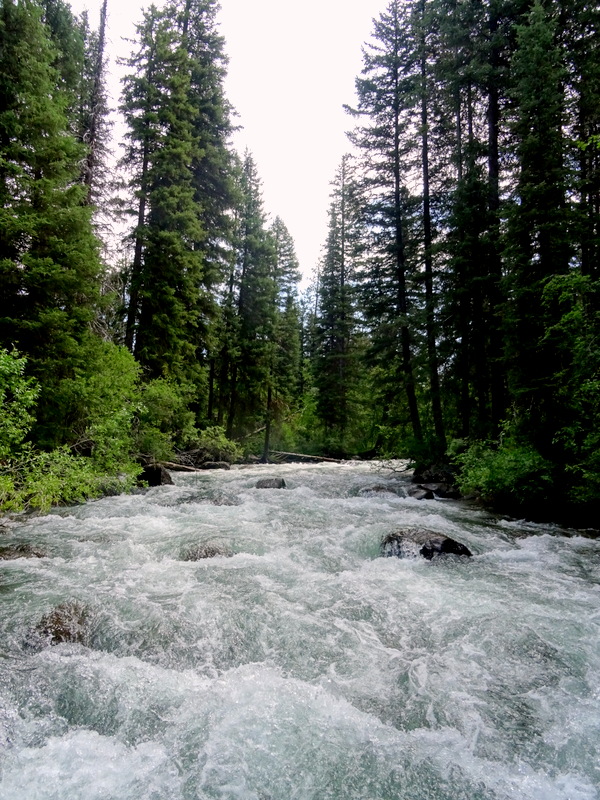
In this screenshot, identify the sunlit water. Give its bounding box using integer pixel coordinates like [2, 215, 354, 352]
[0, 462, 599, 800]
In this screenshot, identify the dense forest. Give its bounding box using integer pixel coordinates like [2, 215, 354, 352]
[0, 0, 599, 523]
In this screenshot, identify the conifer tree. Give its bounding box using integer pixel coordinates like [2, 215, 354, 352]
[78, 0, 110, 208]
[347, 0, 423, 444]
[223, 152, 276, 438]
[505, 0, 570, 448]
[313, 156, 359, 442]
[121, 0, 233, 415]
[0, 0, 102, 445]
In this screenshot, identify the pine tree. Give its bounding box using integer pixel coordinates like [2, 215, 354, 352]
[505, 0, 570, 448]
[221, 152, 276, 438]
[261, 216, 302, 459]
[121, 0, 234, 425]
[347, 0, 423, 444]
[0, 0, 102, 445]
[77, 0, 110, 208]
[313, 156, 359, 443]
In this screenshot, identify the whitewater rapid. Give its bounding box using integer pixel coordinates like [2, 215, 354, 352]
[0, 462, 598, 799]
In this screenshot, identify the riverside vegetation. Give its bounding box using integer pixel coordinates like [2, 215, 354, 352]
[1, 0, 599, 526]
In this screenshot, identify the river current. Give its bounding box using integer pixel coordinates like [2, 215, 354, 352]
[0, 462, 598, 800]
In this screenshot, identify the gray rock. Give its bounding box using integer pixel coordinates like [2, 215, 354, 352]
[35, 602, 89, 645]
[0, 544, 46, 560]
[255, 477, 286, 489]
[140, 464, 173, 486]
[407, 485, 435, 500]
[358, 484, 402, 496]
[381, 528, 472, 560]
[419, 482, 461, 499]
[201, 461, 231, 470]
[181, 543, 232, 560]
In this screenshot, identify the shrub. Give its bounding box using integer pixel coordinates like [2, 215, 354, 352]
[0, 348, 39, 460]
[135, 378, 199, 462]
[456, 437, 554, 510]
[186, 426, 242, 464]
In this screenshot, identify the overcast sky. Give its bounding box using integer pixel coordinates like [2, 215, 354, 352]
[69, 0, 385, 280]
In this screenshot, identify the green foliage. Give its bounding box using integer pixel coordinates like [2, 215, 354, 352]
[0, 444, 137, 514]
[0, 345, 141, 513]
[455, 437, 554, 509]
[135, 378, 198, 461]
[61, 339, 142, 473]
[0, 349, 39, 461]
[188, 426, 242, 463]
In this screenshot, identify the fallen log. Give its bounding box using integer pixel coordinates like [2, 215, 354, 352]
[268, 450, 341, 463]
[160, 461, 204, 472]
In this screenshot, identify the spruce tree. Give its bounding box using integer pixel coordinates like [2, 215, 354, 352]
[313, 156, 359, 444]
[347, 0, 423, 444]
[121, 0, 234, 425]
[505, 0, 570, 448]
[0, 0, 102, 445]
[223, 152, 276, 438]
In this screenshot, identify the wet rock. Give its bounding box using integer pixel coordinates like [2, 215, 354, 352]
[412, 466, 455, 485]
[407, 485, 435, 500]
[256, 477, 286, 489]
[200, 461, 231, 470]
[358, 484, 402, 496]
[0, 544, 46, 560]
[181, 542, 233, 560]
[35, 602, 89, 645]
[381, 528, 472, 560]
[421, 482, 461, 499]
[140, 464, 173, 486]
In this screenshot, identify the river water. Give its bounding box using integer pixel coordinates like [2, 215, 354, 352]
[0, 462, 598, 800]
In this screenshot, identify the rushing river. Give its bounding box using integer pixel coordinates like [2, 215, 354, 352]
[0, 462, 599, 800]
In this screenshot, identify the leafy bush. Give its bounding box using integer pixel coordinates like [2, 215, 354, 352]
[135, 378, 199, 462]
[0, 444, 138, 513]
[0, 346, 140, 513]
[186, 426, 242, 464]
[455, 437, 554, 509]
[0, 349, 39, 460]
[63, 340, 142, 474]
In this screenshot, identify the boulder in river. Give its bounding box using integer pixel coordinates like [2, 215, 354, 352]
[381, 528, 472, 560]
[200, 461, 231, 470]
[256, 477, 286, 489]
[0, 544, 46, 560]
[140, 464, 173, 486]
[407, 485, 436, 500]
[358, 484, 402, 496]
[181, 542, 233, 560]
[35, 602, 89, 645]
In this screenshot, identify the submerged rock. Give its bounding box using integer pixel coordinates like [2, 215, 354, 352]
[140, 464, 173, 486]
[358, 484, 402, 496]
[381, 528, 472, 560]
[255, 477, 286, 489]
[181, 543, 233, 560]
[407, 485, 436, 500]
[200, 461, 231, 470]
[0, 544, 46, 560]
[35, 602, 89, 645]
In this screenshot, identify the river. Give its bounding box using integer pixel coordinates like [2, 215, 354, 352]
[0, 462, 598, 799]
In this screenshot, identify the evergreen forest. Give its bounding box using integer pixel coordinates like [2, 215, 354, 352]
[1, 0, 599, 525]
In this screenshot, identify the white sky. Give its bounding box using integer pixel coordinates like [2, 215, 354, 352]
[68, 0, 385, 280]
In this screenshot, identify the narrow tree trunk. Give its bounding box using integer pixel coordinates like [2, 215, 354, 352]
[226, 362, 238, 439]
[124, 142, 148, 351]
[393, 90, 422, 441]
[82, 0, 107, 204]
[261, 383, 272, 463]
[420, 9, 445, 451]
[486, 10, 505, 434]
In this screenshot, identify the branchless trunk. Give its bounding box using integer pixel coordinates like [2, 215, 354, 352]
[420, 1, 446, 450]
